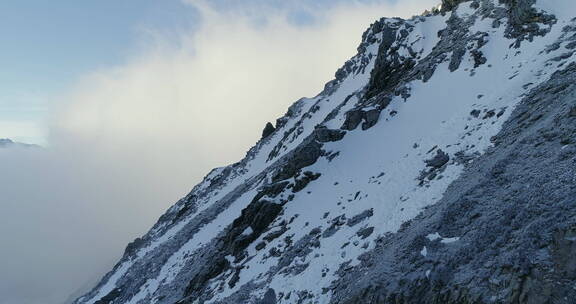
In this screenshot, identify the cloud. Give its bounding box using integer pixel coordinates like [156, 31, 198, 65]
[0, 1, 437, 303]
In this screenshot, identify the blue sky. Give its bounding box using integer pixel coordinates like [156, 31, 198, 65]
[0, 0, 432, 145]
[0, 0, 198, 144]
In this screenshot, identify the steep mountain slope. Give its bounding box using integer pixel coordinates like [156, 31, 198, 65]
[75, 0, 576, 303]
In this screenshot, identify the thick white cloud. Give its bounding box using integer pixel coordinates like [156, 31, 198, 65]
[0, 1, 436, 303]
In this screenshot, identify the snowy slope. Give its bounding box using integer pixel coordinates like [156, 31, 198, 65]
[74, 1, 576, 303]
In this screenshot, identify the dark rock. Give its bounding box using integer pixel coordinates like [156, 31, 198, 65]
[293, 171, 321, 193]
[309, 227, 322, 235]
[449, 48, 466, 72]
[471, 50, 487, 68]
[362, 109, 381, 130]
[366, 23, 416, 99]
[184, 257, 229, 297]
[323, 215, 347, 238]
[272, 137, 323, 182]
[259, 288, 277, 304]
[347, 209, 374, 227]
[341, 110, 364, 131]
[263, 226, 288, 242]
[255, 242, 266, 251]
[123, 237, 145, 258]
[356, 227, 375, 239]
[269, 247, 281, 257]
[341, 109, 382, 131]
[483, 109, 496, 119]
[551, 225, 576, 280]
[425, 150, 450, 168]
[313, 127, 346, 143]
[441, 0, 468, 12]
[501, 0, 557, 46]
[228, 268, 241, 288]
[566, 41, 576, 50]
[550, 52, 574, 62]
[262, 122, 276, 139]
[94, 288, 121, 304]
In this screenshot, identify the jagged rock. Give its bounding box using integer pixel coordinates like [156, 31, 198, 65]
[365, 20, 416, 99]
[255, 242, 266, 251]
[263, 225, 288, 242]
[356, 227, 375, 239]
[292, 171, 321, 193]
[471, 49, 487, 68]
[362, 109, 381, 130]
[341, 110, 364, 131]
[441, 0, 468, 12]
[262, 122, 276, 139]
[184, 257, 229, 297]
[340, 109, 382, 131]
[94, 288, 121, 304]
[258, 289, 277, 304]
[483, 109, 496, 119]
[347, 209, 374, 227]
[425, 150, 450, 168]
[313, 127, 346, 143]
[271, 136, 323, 182]
[449, 48, 466, 72]
[123, 237, 144, 258]
[226, 199, 283, 256]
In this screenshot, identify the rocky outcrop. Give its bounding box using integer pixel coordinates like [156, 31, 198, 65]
[341, 109, 382, 131]
[262, 122, 276, 139]
[441, 0, 469, 12]
[331, 62, 576, 304]
[425, 150, 450, 168]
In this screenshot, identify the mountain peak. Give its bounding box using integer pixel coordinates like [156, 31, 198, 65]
[0, 138, 37, 149]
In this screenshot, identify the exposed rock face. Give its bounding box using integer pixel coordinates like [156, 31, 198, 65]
[74, 1, 576, 304]
[262, 122, 276, 139]
[425, 150, 450, 168]
[441, 0, 469, 12]
[332, 61, 576, 304]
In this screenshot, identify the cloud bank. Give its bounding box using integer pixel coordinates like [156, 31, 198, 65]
[0, 1, 436, 303]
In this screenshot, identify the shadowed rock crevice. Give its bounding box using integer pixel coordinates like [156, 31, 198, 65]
[262, 122, 276, 139]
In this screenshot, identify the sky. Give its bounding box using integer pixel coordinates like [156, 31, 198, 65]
[0, 1, 437, 303]
[0, 0, 199, 145]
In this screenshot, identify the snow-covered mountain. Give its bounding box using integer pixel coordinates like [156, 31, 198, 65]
[75, 0, 576, 303]
[0, 138, 38, 149]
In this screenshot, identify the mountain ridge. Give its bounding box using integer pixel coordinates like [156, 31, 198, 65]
[0, 138, 39, 149]
[75, 1, 576, 303]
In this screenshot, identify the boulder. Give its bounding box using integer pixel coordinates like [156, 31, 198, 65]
[425, 150, 450, 168]
[262, 122, 276, 139]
